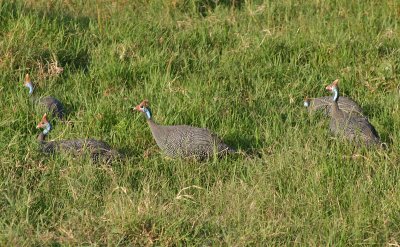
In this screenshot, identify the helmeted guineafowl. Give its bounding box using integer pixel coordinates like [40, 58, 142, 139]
[325, 79, 381, 146]
[133, 100, 235, 159]
[36, 114, 120, 162]
[304, 96, 364, 117]
[24, 74, 65, 120]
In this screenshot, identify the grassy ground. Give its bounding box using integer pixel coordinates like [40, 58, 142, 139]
[0, 0, 399, 245]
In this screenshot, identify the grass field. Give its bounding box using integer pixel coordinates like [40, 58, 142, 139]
[0, 0, 399, 245]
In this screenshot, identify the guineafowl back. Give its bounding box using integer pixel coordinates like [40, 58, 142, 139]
[148, 120, 234, 159]
[307, 96, 363, 116]
[40, 138, 120, 162]
[329, 108, 381, 146]
[38, 96, 65, 120]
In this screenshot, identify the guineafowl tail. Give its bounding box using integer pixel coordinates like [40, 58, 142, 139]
[218, 143, 236, 155]
[106, 149, 125, 161]
[110, 149, 126, 160]
[92, 149, 124, 163]
[227, 146, 236, 153]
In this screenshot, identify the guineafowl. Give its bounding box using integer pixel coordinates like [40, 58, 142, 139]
[325, 79, 381, 146]
[133, 100, 235, 159]
[304, 96, 364, 117]
[36, 114, 120, 162]
[24, 74, 65, 120]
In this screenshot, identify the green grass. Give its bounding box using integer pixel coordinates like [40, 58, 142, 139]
[0, 0, 399, 245]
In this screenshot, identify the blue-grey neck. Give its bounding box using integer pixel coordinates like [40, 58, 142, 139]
[332, 87, 339, 102]
[43, 122, 52, 135]
[25, 82, 34, 95]
[143, 107, 152, 119]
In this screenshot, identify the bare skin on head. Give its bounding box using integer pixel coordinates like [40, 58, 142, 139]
[36, 113, 48, 129]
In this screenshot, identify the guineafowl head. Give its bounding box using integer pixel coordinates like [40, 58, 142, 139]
[36, 113, 52, 135]
[23, 73, 34, 95]
[325, 79, 339, 102]
[134, 100, 152, 119]
[303, 97, 311, 107]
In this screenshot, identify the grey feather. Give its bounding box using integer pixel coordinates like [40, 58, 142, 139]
[38, 133, 121, 162]
[25, 74, 66, 120]
[304, 96, 364, 117]
[37, 96, 65, 120]
[134, 99, 235, 159]
[326, 83, 381, 147]
[147, 119, 235, 159]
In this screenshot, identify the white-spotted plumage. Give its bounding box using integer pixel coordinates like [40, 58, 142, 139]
[24, 74, 65, 120]
[325, 79, 381, 146]
[36, 114, 121, 162]
[134, 100, 235, 159]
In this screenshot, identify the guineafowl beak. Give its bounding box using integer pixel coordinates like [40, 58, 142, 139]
[36, 114, 48, 128]
[36, 121, 46, 129]
[133, 105, 142, 112]
[326, 79, 339, 91]
[133, 100, 149, 112]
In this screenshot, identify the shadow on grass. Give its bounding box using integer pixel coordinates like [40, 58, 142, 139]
[38, 48, 91, 73]
[197, 0, 243, 16]
[1, 1, 94, 72]
[225, 133, 262, 158]
[31, 10, 92, 72]
[176, 0, 243, 17]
